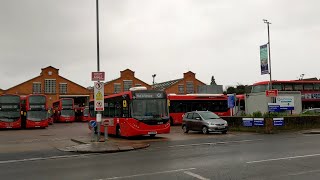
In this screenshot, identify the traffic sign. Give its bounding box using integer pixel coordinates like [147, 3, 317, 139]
[266, 89, 278, 97]
[227, 95, 235, 108]
[92, 72, 105, 81]
[89, 120, 97, 128]
[94, 82, 104, 111]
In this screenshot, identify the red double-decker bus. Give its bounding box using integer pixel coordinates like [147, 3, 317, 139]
[251, 80, 320, 109]
[0, 94, 22, 129]
[21, 94, 49, 128]
[75, 107, 91, 122]
[168, 94, 230, 125]
[53, 98, 75, 122]
[89, 87, 170, 137]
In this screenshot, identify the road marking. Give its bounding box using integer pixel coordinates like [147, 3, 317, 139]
[97, 168, 196, 180]
[286, 169, 320, 176]
[0, 154, 100, 164]
[167, 139, 263, 148]
[184, 171, 210, 180]
[246, 153, 320, 164]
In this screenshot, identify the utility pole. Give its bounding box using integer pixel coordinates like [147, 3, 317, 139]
[96, 0, 101, 141]
[263, 19, 272, 90]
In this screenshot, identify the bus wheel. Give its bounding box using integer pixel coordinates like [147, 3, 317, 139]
[116, 126, 121, 137]
[149, 134, 156, 138]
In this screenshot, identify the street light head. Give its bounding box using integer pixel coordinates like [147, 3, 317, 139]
[152, 74, 156, 78]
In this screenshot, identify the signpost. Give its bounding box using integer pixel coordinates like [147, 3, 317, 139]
[92, 72, 105, 81]
[227, 94, 235, 116]
[276, 96, 294, 110]
[266, 90, 278, 97]
[94, 82, 104, 112]
[273, 118, 284, 126]
[242, 118, 253, 127]
[253, 118, 264, 126]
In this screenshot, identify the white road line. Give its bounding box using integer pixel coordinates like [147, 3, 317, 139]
[286, 169, 320, 176]
[246, 153, 320, 164]
[184, 171, 210, 180]
[97, 168, 196, 180]
[0, 154, 99, 164]
[167, 139, 263, 148]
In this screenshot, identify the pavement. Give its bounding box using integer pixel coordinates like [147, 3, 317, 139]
[58, 137, 150, 153]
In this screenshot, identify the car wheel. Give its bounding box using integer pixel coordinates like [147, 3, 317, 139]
[202, 126, 208, 134]
[222, 130, 227, 134]
[182, 125, 189, 133]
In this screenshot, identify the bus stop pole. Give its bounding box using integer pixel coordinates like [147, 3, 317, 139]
[96, 0, 101, 142]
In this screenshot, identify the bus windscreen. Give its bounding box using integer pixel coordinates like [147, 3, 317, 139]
[132, 99, 168, 120]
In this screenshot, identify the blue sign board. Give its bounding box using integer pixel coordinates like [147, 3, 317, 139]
[242, 118, 253, 127]
[89, 120, 97, 128]
[254, 118, 264, 126]
[268, 105, 280, 112]
[273, 118, 284, 126]
[280, 106, 294, 110]
[228, 95, 235, 108]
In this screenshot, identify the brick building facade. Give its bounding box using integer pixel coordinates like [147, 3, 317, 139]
[4, 66, 90, 108]
[103, 69, 152, 95]
[153, 71, 206, 94]
[0, 88, 3, 95]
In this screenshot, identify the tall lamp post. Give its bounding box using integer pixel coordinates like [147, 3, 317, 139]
[263, 19, 272, 90]
[152, 74, 156, 86]
[96, 0, 101, 141]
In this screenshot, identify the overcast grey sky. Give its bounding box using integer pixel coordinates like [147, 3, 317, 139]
[0, 0, 319, 89]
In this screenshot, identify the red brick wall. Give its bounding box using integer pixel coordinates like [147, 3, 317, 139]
[5, 67, 90, 108]
[104, 69, 151, 95]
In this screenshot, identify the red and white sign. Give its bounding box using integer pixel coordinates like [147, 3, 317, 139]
[92, 72, 105, 81]
[266, 89, 278, 97]
[94, 82, 104, 111]
[103, 118, 114, 126]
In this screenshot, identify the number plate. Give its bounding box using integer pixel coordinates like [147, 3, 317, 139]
[217, 126, 225, 129]
[148, 131, 157, 135]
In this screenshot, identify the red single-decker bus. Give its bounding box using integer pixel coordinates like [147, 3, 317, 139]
[168, 94, 230, 125]
[0, 94, 22, 129]
[21, 94, 49, 128]
[89, 87, 170, 137]
[53, 98, 75, 122]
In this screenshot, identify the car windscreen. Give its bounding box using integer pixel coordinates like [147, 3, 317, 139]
[199, 111, 220, 119]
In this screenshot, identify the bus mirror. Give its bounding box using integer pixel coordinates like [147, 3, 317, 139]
[20, 111, 23, 115]
[24, 112, 26, 116]
[123, 100, 127, 108]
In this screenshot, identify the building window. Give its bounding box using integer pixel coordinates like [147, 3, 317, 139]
[59, 83, 67, 94]
[135, 84, 141, 87]
[114, 83, 121, 93]
[186, 81, 194, 94]
[123, 80, 133, 91]
[32, 82, 41, 94]
[178, 84, 184, 94]
[45, 79, 56, 94]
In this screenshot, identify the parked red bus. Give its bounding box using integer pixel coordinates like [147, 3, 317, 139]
[75, 107, 91, 122]
[89, 87, 170, 137]
[21, 94, 49, 128]
[0, 94, 22, 129]
[168, 94, 230, 125]
[252, 80, 320, 109]
[53, 98, 75, 122]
